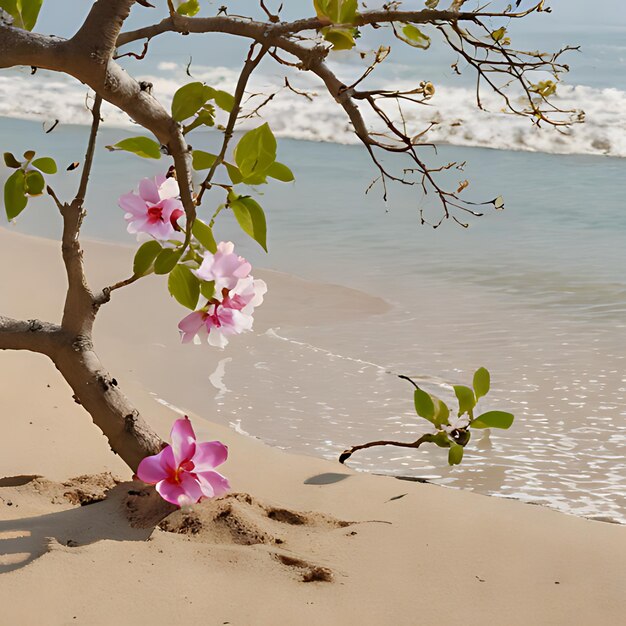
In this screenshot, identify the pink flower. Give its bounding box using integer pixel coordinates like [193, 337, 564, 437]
[136, 416, 230, 507]
[119, 175, 184, 241]
[194, 241, 252, 293]
[178, 277, 267, 348]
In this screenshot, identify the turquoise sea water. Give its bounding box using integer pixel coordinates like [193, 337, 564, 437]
[1, 117, 625, 523]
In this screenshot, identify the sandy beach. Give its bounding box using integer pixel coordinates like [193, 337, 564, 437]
[1, 228, 625, 625]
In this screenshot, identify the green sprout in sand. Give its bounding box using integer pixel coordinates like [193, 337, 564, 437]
[340, 367, 514, 466]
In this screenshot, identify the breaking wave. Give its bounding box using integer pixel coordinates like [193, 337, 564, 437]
[1, 62, 625, 158]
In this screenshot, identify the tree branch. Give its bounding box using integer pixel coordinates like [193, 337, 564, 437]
[196, 42, 269, 205]
[339, 433, 440, 465]
[116, 4, 545, 48]
[0, 316, 65, 356]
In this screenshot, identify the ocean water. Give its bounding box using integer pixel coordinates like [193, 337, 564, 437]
[1, 117, 625, 524]
[1, 14, 625, 523]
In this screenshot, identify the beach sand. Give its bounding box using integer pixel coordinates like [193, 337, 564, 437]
[0, 228, 624, 625]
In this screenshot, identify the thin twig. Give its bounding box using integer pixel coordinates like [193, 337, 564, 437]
[75, 93, 103, 204]
[195, 42, 269, 206]
[339, 433, 439, 464]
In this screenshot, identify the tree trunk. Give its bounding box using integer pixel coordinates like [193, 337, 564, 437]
[52, 340, 164, 472]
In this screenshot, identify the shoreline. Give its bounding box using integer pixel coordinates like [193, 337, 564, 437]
[2, 227, 624, 525]
[1, 227, 625, 624]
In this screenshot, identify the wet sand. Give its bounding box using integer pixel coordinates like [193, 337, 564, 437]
[0, 228, 625, 625]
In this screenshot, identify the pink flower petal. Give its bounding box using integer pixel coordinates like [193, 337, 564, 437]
[193, 441, 228, 471]
[136, 445, 176, 484]
[207, 327, 229, 348]
[158, 177, 180, 200]
[179, 472, 204, 504]
[196, 470, 230, 499]
[139, 177, 160, 204]
[159, 197, 184, 219]
[119, 192, 147, 216]
[178, 311, 207, 344]
[156, 473, 204, 506]
[156, 478, 185, 506]
[178, 311, 205, 334]
[170, 417, 196, 465]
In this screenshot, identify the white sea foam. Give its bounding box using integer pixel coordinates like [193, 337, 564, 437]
[1, 63, 625, 157]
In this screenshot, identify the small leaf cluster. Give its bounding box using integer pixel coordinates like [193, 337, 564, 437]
[175, 0, 200, 17]
[3, 151, 57, 220]
[314, 0, 359, 50]
[102, 78, 295, 315]
[131, 230, 216, 311]
[411, 367, 514, 466]
[490, 26, 511, 46]
[530, 80, 557, 98]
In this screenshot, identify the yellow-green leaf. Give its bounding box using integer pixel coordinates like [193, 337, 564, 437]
[230, 195, 267, 252]
[133, 240, 162, 276]
[473, 367, 490, 400]
[24, 169, 45, 196]
[191, 219, 218, 253]
[448, 444, 464, 466]
[471, 411, 514, 430]
[400, 24, 431, 49]
[32, 157, 57, 174]
[454, 385, 476, 417]
[168, 264, 200, 310]
[4, 169, 27, 220]
[107, 137, 162, 159]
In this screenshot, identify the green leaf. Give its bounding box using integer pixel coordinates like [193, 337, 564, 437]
[4, 169, 27, 220]
[21, 0, 43, 30]
[32, 157, 57, 174]
[172, 82, 212, 122]
[230, 195, 267, 252]
[107, 137, 162, 159]
[314, 0, 358, 23]
[430, 431, 451, 448]
[154, 248, 183, 275]
[400, 24, 431, 49]
[214, 90, 235, 113]
[530, 80, 557, 98]
[471, 411, 514, 430]
[0, 0, 43, 30]
[322, 27, 356, 50]
[192, 151, 244, 184]
[3, 152, 21, 168]
[454, 385, 476, 417]
[225, 162, 243, 184]
[24, 169, 44, 196]
[176, 0, 200, 16]
[234, 123, 277, 180]
[425, 0, 440, 8]
[490, 26, 507, 43]
[413, 387, 435, 421]
[473, 367, 490, 400]
[432, 397, 449, 426]
[191, 219, 218, 253]
[267, 161, 295, 182]
[200, 280, 215, 300]
[192, 150, 217, 170]
[168, 264, 200, 310]
[448, 444, 464, 466]
[133, 240, 162, 276]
